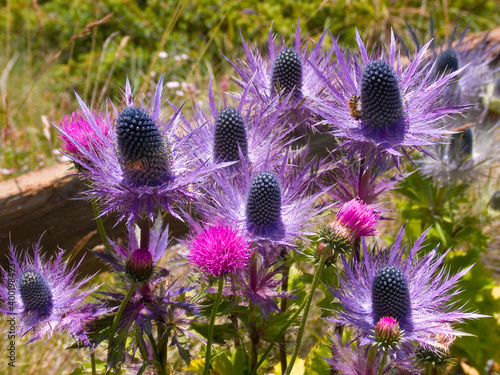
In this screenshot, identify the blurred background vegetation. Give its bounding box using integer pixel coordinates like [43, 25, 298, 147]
[1, 0, 499, 179]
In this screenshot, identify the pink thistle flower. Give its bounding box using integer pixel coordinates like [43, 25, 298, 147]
[188, 222, 253, 278]
[329, 199, 380, 242]
[59, 110, 110, 160]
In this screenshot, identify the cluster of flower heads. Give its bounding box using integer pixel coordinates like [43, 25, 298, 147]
[1, 20, 493, 373]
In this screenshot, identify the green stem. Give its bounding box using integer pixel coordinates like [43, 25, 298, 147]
[377, 350, 388, 375]
[91, 200, 112, 254]
[283, 244, 331, 375]
[147, 331, 162, 375]
[107, 282, 136, 369]
[249, 297, 307, 375]
[249, 251, 259, 369]
[279, 248, 289, 374]
[203, 277, 225, 375]
[90, 351, 97, 375]
[366, 344, 378, 373]
[425, 362, 433, 375]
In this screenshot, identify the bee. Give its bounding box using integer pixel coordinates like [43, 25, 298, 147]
[348, 94, 362, 120]
[126, 159, 147, 171]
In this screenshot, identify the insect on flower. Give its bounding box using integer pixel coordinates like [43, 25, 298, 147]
[348, 94, 362, 120]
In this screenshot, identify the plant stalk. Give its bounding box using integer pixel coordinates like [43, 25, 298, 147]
[377, 350, 388, 375]
[279, 247, 290, 374]
[91, 200, 112, 254]
[107, 282, 136, 372]
[249, 251, 259, 369]
[284, 244, 331, 375]
[203, 277, 225, 375]
[90, 351, 97, 375]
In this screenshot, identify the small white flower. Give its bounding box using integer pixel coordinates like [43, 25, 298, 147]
[166, 81, 180, 89]
[174, 55, 182, 62]
[158, 51, 168, 59]
[175, 90, 185, 96]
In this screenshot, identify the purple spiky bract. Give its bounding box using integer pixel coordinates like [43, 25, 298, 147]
[0, 238, 101, 344]
[198, 150, 330, 251]
[227, 20, 333, 131]
[94, 215, 170, 277]
[189, 222, 252, 277]
[331, 226, 484, 351]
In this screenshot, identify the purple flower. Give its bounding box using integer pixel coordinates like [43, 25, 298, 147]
[188, 221, 253, 277]
[327, 334, 417, 375]
[199, 150, 329, 253]
[228, 21, 333, 131]
[190, 79, 300, 172]
[314, 31, 464, 162]
[405, 23, 498, 114]
[0, 238, 101, 344]
[56, 76, 217, 222]
[94, 215, 170, 282]
[331, 226, 483, 351]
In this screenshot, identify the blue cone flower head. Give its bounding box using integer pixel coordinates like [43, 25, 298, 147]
[417, 119, 500, 183]
[55, 76, 218, 222]
[331, 226, 483, 351]
[314, 30, 465, 162]
[93, 215, 170, 282]
[228, 20, 334, 131]
[198, 149, 329, 252]
[0, 238, 102, 344]
[190, 77, 301, 173]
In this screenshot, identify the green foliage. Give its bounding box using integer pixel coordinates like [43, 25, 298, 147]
[393, 166, 500, 369]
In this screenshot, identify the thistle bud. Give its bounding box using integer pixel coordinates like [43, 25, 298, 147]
[125, 248, 154, 282]
[373, 317, 402, 350]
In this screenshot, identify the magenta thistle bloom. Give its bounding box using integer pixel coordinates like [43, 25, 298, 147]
[228, 20, 334, 131]
[0, 238, 101, 344]
[314, 31, 464, 161]
[331, 226, 483, 350]
[56, 76, 218, 222]
[188, 222, 252, 277]
[59, 110, 110, 160]
[332, 198, 379, 241]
